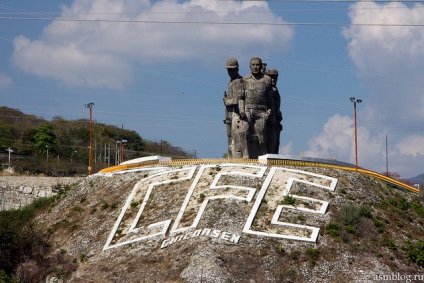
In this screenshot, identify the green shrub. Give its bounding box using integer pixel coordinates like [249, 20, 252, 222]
[325, 222, 341, 238]
[73, 205, 83, 212]
[389, 196, 410, 211]
[339, 204, 371, 226]
[411, 202, 424, 219]
[101, 201, 109, 210]
[130, 201, 139, 209]
[0, 197, 55, 278]
[283, 195, 296, 205]
[374, 220, 385, 233]
[296, 215, 306, 222]
[306, 248, 320, 265]
[383, 236, 397, 251]
[403, 240, 424, 267]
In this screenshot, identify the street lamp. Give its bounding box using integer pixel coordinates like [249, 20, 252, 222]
[46, 145, 49, 174]
[350, 97, 362, 171]
[6, 147, 13, 172]
[85, 102, 94, 175]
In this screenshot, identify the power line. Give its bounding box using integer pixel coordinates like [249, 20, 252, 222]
[1, 16, 424, 27]
[232, 0, 424, 2]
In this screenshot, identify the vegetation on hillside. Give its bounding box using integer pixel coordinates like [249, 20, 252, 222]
[324, 183, 424, 269]
[0, 107, 193, 175]
[0, 189, 77, 283]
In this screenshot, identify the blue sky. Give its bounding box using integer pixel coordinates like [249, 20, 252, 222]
[1, 0, 424, 178]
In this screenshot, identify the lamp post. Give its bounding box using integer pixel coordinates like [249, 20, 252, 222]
[85, 102, 94, 175]
[350, 97, 362, 171]
[6, 147, 13, 172]
[46, 145, 49, 174]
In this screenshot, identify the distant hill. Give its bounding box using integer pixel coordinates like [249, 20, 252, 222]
[0, 106, 193, 175]
[409, 173, 424, 185]
[2, 163, 423, 282]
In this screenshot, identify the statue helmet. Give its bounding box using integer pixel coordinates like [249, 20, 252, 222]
[225, 58, 239, 69]
[267, 68, 279, 76]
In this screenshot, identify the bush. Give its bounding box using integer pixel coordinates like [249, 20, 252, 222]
[326, 204, 373, 241]
[0, 197, 54, 277]
[339, 204, 371, 226]
[325, 222, 341, 238]
[306, 248, 320, 265]
[403, 240, 424, 267]
[283, 195, 296, 205]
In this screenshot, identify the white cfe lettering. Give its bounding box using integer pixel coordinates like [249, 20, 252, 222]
[103, 165, 338, 251]
[170, 164, 266, 235]
[243, 167, 338, 242]
[103, 167, 197, 251]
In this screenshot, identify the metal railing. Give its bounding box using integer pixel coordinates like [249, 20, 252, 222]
[98, 158, 419, 194]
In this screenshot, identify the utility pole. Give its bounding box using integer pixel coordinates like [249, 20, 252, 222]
[85, 102, 94, 175]
[386, 134, 389, 177]
[121, 139, 127, 162]
[350, 97, 362, 171]
[116, 140, 121, 165]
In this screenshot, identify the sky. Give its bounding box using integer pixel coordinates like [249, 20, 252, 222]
[1, 0, 424, 179]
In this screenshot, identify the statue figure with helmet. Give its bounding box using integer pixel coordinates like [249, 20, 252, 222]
[223, 56, 282, 159]
[223, 58, 249, 158]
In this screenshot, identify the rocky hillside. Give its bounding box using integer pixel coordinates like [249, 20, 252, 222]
[16, 163, 424, 282]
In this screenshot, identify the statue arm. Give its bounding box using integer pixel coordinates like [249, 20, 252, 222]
[224, 97, 239, 106]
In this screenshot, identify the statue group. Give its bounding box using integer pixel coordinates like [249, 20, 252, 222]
[223, 56, 283, 159]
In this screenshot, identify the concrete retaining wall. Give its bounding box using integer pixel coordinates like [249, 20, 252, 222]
[0, 176, 84, 211]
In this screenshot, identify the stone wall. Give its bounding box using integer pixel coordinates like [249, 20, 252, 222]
[0, 176, 84, 211]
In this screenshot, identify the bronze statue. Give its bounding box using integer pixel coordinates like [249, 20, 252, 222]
[223, 58, 249, 158]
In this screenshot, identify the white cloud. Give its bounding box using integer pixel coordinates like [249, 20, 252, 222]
[343, 2, 424, 123]
[395, 135, 424, 157]
[11, 0, 293, 89]
[303, 114, 424, 177]
[303, 2, 424, 178]
[304, 114, 354, 161]
[343, 2, 424, 74]
[279, 141, 293, 155]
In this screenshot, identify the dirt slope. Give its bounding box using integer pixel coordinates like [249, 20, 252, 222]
[33, 164, 424, 282]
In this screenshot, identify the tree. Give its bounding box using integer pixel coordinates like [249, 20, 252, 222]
[34, 123, 58, 155]
[0, 122, 14, 149]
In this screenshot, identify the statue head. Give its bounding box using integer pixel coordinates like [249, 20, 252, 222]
[261, 62, 267, 75]
[267, 68, 279, 86]
[249, 56, 263, 77]
[225, 58, 239, 69]
[225, 58, 240, 79]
